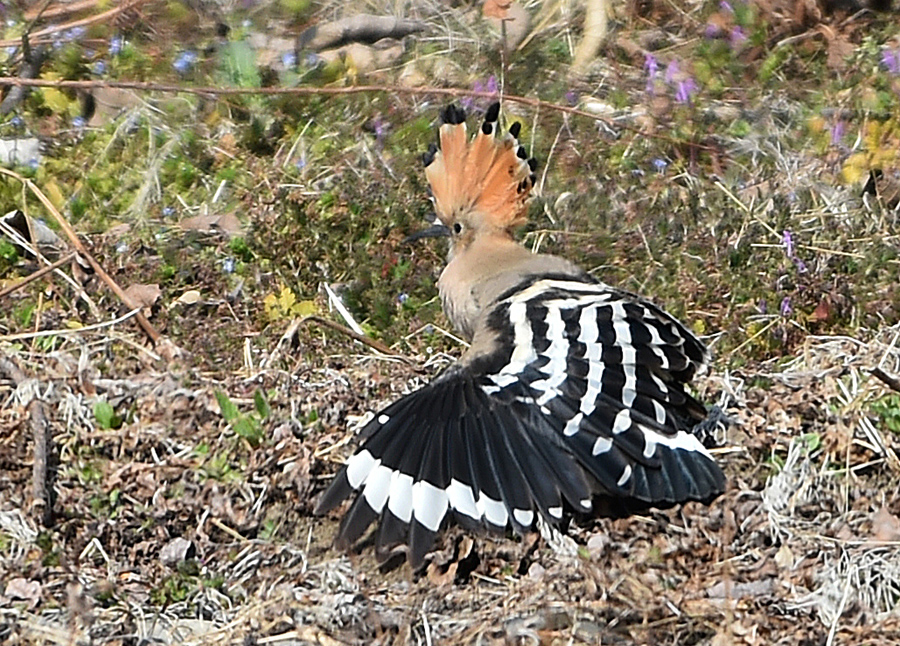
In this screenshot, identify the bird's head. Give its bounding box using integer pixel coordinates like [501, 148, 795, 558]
[413, 102, 537, 256]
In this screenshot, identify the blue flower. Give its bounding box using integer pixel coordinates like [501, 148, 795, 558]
[173, 50, 198, 74]
[72, 116, 86, 129]
[65, 26, 87, 42]
[282, 51, 296, 68]
[162, 206, 175, 218]
[109, 36, 123, 56]
[92, 60, 107, 76]
[398, 293, 409, 304]
[651, 158, 668, 172]
[10, 115, 23, 128]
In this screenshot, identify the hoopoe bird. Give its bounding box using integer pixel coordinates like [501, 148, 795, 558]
[315, 102, 725, 567]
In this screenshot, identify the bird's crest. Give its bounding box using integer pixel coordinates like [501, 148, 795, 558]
[423, 102, 537, 232]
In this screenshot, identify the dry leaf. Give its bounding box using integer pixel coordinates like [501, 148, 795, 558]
[174, 290, 202, 306]
[179, 212, 243, 236]
[123, 283, 161, 317]
[872, 507, 900, 542]
[5, 577, 41, 609]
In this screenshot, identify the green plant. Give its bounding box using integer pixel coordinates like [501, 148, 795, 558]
[214, 389, 270, 446]
[93, 401, 123, 430]
[871, 394, 900, 434]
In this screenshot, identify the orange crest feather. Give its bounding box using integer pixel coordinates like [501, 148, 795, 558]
[424, 103, 536, 231]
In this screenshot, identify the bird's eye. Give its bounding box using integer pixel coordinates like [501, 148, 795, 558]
[453, 222, 463, 235]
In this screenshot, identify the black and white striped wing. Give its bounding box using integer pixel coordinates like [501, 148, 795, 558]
[480, 277, 724, 506]
[315, 276, 724, 566]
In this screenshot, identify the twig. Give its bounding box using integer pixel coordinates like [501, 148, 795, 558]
[300, 315, 413, 365]
[0, 251, 76, 300]
[0, 0, 151, 48]
[0, 38, 47, 115]
[0, 167, 162, 345]
[24, 0, 100, 21]
[870, 367, 900, 395]
[0, 77, 719, 153]
[0, 356, 54, 527]
[0, 307, 141, 342]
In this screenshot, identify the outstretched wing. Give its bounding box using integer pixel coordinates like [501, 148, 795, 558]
[315, 275, 724, 567]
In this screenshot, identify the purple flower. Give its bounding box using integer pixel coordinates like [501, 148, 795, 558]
[10, 115, 23, 128]
[830, 120, 846, 146]
[92, 60, 106, 76]
[644, 54, 658, 93]
[729, 26, 747, 48]
[295, 157, 307, 170]
[883, 49, 900, 75]
[675, 78, 698, 105]
[162, 206, 175, 218]
[782, 230, 794, 258]
[758, 299, 767, 315]
[705, 23, 722, 39]
[720, 0, 734, 13]
[651, 158, 668, 172]
[780, 297, 792, 317]
[664, 60, 680, 84]
[463, 76, 500, 111]
[109, 36, 123, 56]
[282, 51, 296, 68]
[173, 50, 198, 74]
[793, 257, 808, 273]
[372, 115, 389, 142]
[565, 90, 578, 106]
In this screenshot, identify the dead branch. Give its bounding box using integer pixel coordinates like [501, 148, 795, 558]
[0, 357, 54, 527]
[0, 167, 163, 345]
[24, 0, 100, 22]
[0, 77, 720, 153]
[0, 41, 47, 115]
[297, 15, 427, 51]
[0, 251, 77, 300]
[870, 367, 900, 395]
[0, 0, 152, 49]
[300, 315, 413, 365]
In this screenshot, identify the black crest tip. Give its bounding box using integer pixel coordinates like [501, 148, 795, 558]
[485, 101, 501, 123]
[440, 104, 466, 125]
[422, 142, 438, 167]
[508, 122, 522, 138]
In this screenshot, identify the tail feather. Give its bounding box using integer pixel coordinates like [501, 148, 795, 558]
[425, 102, 535, 232]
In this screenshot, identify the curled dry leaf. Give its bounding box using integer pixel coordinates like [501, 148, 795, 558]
[871, 507, 900, 543]
[174, 289, 203, 306]
[123, 283, 161, 317]
[4, 577, 41, 609]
